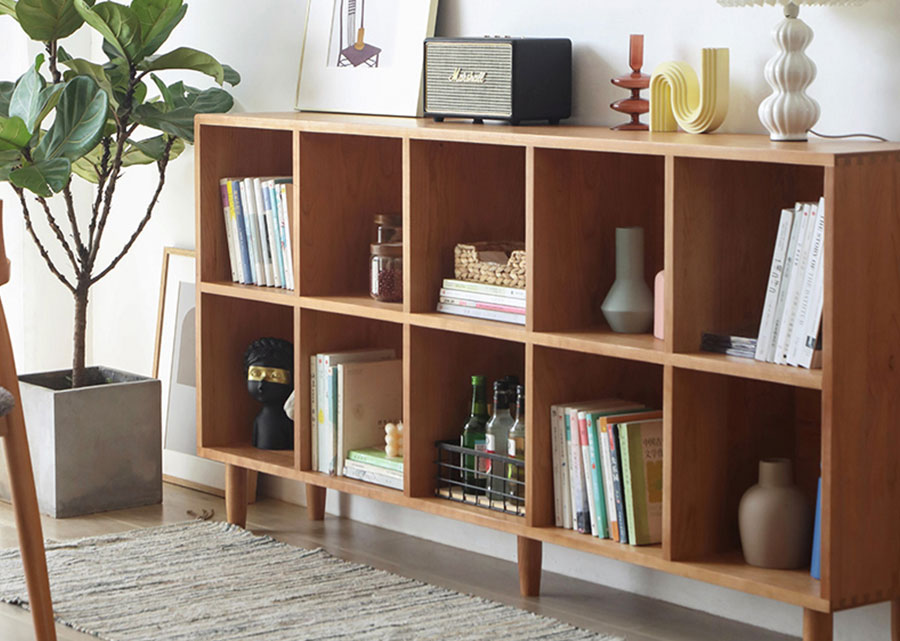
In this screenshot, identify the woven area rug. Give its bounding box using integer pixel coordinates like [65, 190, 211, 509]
[0, 520, 622, 641]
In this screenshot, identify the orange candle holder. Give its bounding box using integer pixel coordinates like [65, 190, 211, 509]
[610, 34, 650, 131]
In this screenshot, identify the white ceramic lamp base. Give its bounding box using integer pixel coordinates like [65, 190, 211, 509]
[759, 6, 821, 141]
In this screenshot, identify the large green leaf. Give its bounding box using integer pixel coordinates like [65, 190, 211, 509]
[15, 0, 92, 41]
[222, 64, 240, 87]
[131, 0, 184, 57]
[0, 82, 15, 118]
[34, 76, 108, 161]
[10, 157, 71, 196]
[74, 0, 140, 60]
[149, 72, 173, 107]
[0, 0, 17, 20]
[132, 85, 231, 143]
[29, 83, 65, 133]
[0, 149, 22, 180]
[123, 133, 183, 165]
[0, 116, 32, 150]
[62, 57, 116, 105]
[141, 47, 225, 85]
[9, 54, 46, 133]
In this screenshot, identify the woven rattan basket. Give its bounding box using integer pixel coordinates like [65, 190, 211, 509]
[454, 241, 526, 288]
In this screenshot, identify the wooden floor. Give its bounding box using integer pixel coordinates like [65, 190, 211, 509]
[0, 483, 794, 641]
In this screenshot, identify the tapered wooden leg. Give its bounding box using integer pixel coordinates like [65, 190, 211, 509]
[517, 536, 542, 597]
[306, 484, 326, 521]
[225, 464, 248, 528]
[802, 608, 832, 641]
[247, 470, 259, 505]
[892, 598, 899, 641]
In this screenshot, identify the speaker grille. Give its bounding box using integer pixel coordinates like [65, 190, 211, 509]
[425, 42, 512, 118]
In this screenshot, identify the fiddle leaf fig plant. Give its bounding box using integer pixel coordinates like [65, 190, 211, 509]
[0, 0, 239, 388]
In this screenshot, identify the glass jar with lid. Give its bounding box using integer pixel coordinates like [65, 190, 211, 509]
[374, 214, 402, 244]
[370, 242, 403, 302]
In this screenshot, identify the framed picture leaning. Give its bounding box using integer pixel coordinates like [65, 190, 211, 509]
[296, 0, 439, 116]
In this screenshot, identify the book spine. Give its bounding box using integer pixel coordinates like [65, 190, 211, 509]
[346, 450, 404, 472]
[619, 425, 638, 545]
[549, 405, 564, 528]
[310, 355, 317, 472]
[755, 208, 793, 361]
[811, 475, 822, 579]
[768, 202, 805, 362]
[791, 198, 826, 367]
[788, 200, 823, 365]
[279, 184, 295, 290]
[253, 177, 276, 287]
[776, 203, 813, 364]
[608, 424, 628, 544]
[258, 178, 282, 288]
[315, 355, 330, 473]
[599, 420, 619, 541]
[436, 302, 526, 325]
[328, 364, 339, 475]
[438, 296, 526, 315]
[343, 459, 404, 479]
[441, 278, 526, 300]
[563, 410, 578, 530]
[343, 463, 404, 491]
[336, 363, 345, 476]
[242, 178, 266, 286]
[438, 288, 527, 308]
[228, 180, 253, 285]
[566, 409, 590, 533]
[578, 411, 598, 537]
[585, 413, 608, 538]
[219, 181, 238, 282]
[266, 181, 287, 289]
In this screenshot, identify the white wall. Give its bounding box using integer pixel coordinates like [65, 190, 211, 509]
[4, 1, 899, 639]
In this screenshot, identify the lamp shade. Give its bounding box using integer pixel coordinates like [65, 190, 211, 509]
[717, 0, 866, 5]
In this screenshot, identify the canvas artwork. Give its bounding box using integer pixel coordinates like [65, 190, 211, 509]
[296, 0, 439, 116]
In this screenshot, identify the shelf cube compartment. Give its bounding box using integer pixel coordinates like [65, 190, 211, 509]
[670, 157, 824, 355]
[197, 293, 295, 469]
[298, 309, 404, 472]
[532, 148, 663, 337]
[667, 367, 821, 569]
[298, 133, 402, 299]
[530, 345, 664, 529]
[406, 326, 525, 498]
[408, 140, 525, 314]
[196, 125, 294, 286]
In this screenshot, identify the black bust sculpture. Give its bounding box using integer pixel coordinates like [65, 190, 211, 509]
[244, 337, 294, 450]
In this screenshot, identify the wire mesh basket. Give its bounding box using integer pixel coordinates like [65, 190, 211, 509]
[434, 440, 525, 517]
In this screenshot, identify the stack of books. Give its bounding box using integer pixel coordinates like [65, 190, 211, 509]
[754, 198, 825, 369]
[551, 399, 663, 546]
[219, 176, 294, 289]
[309, 348, 402, 490]
[700, 331, 757, 358]
[436, 279, 525, 325]
[344, 447, 404, 490]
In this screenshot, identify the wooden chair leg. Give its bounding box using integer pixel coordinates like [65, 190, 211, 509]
[892, 598, 899, 641]
[306, 484, 326, 521]
[517, 536, 542, 597]
[802, 608, 832, 641]
[247, 469, 259, 505]
[225, 464, 248, 528]
[3, 418, 57, 641]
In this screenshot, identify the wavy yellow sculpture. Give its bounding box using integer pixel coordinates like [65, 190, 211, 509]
[650, 48, 729, 134]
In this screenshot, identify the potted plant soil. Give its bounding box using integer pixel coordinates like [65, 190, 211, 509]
[0, 0, 238, 516]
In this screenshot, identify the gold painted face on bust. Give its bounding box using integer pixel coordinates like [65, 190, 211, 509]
[247, 366, 291, 385]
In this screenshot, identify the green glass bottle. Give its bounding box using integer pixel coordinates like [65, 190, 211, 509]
[507, 385, 526, 507]
[460, 375, 489, 494]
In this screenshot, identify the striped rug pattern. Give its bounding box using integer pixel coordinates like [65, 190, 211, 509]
[0, 520, 622, 640]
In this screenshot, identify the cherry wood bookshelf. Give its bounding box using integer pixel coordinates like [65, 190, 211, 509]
[194, 112, 900, 641]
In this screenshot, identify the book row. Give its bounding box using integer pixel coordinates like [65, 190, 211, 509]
[436, 278, 526, 325]
[310, 348, 403, 488]
[219, 177, 295, 289]
[551, 400, 663, 546]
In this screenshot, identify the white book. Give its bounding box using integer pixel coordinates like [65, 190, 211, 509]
[436, 302, 526, 325]
[278, 183, 295, 290]
[343, 460, 404, 491]
[255, 177, 281, 288]
[789, 199, 826, 365]
[550, 404, 571, 529]
[264, 180, 287, 289]
[236, 180, 258, 285]
[774, 202, 812, 364]
[598, 418, 618, 540]
[439, 288, 526, 309]
[549, 405, 565, 528]
[219, 180, 239, 283]
[768, 203, 805, 362]
[442, 278, 526, 300]
[755, 208, 794, 361]
[795, 197, 826, 368]
[310, 355, 318, 471]
[315, 348, 396, 475]
[578, 410, 599, 537]
[242, 178, 268, 286]
[250, 178, 275, 287]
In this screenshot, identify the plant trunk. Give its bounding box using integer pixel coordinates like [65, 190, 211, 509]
[71, 282, 89, 388]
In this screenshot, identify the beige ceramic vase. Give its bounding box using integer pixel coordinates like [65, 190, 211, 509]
[738, 458, 812, 569]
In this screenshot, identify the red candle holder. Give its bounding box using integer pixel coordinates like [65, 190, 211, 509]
[610, 34, 650, 131]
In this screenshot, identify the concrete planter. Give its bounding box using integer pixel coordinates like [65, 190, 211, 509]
[0, 366, 162, 518]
